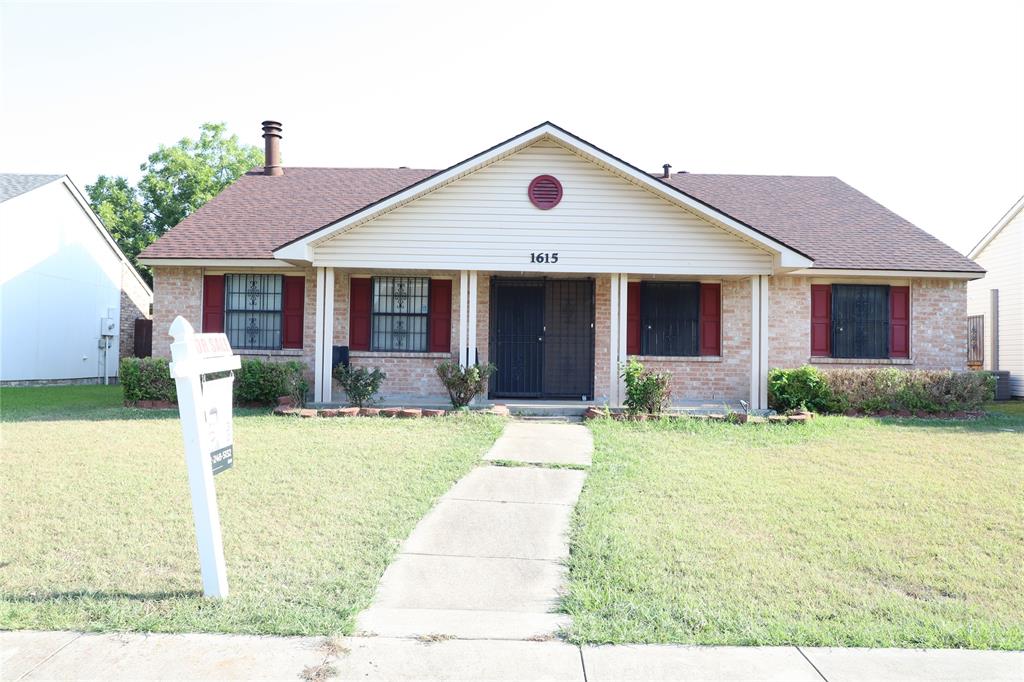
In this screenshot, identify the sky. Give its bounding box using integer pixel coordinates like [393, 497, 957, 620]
[2, 0, 1022, 255]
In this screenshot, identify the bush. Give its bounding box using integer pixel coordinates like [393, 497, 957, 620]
[826, 368, 994, 413]
[235, 359, 308, 406]
[620, 359, 672, 415]
[333, 364, 386, 407]
[767, 365, 837, 413]
[436, 361, 496, 408]
[120, 357, 176, 403]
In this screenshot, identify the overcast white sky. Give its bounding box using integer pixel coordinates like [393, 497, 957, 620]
[2, 0, 1022, 254]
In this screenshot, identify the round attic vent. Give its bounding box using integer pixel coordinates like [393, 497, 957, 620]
[528, 175, 563, 210]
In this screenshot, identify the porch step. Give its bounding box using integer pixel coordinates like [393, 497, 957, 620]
[516, 415, 583, 423]
[500, 402, 591, 418]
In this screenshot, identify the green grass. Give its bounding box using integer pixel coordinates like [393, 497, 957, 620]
[564, 412, 1024, 649]
[1, 385, 504, 635]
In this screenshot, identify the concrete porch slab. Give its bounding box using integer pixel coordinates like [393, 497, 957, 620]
[354, 607, 570, 640]
[333, 637, 584, 681]
[581, 644, 823, 682]
[801, 647, 1024, 682]
[369, 553, 564, 613]
[443, 466, 586, 505]
[402, 498, 573, 561]
[484, 422, 593, 466]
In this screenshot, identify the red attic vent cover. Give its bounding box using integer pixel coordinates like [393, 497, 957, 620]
[528, 175, 563, 209]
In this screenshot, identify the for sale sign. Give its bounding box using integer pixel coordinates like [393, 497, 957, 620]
[203, 376, 234, 475]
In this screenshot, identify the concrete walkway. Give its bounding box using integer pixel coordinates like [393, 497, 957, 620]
[4, 630, 1022, 681]
[355, 420, 592, 640]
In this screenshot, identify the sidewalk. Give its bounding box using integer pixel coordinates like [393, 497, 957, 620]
[356, 421, 592, 640]
[3, 630, 1021, 681]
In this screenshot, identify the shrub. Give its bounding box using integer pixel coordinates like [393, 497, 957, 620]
[333, 364, 386, 407]
[436, 361, 496, 408]
[620, 359, 672, 415]
[236, 359, 309, 406]
[767, 365, 838, 413]
[120, 357, 176, 403]
[826, 368, 994, 413]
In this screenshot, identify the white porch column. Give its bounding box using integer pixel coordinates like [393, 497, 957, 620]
[616, 273, 629, 405]
[320, 267, 335, 403]
[458, 270, 470, 367]
[609, 274, 620, 406]
[313, 267, 326, 403]
[467, 271, 479, 366]
[758, 275, 769, 409]
[750, 274, 769, 410]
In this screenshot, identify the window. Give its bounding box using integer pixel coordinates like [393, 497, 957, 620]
[224, 274, 283, 350]
[831, 284, 890, 359]
[639, 282, 701, 356]
[371, 276, 430, 352]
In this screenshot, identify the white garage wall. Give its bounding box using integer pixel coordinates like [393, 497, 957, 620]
[0, 179, 123, 382]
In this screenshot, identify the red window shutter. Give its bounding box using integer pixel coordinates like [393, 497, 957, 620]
[626, 282, 641, 355]
[429, 279, 453, 353]
[889, 286, 910, 358]
[810, 284, 832, 357]
[349, 277, 372, 351]
[202, 275, 225, 333]
[282, 276, 305, 349]
[699, 283, 721, 356]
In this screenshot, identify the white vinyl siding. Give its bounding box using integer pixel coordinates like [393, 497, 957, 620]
[313, 140, 774, 276]
[968, 206, 1024, 396]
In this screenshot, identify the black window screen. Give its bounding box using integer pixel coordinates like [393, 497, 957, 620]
[832, 284, 889, 359]
[372, 276, 429, 352]
[225, 274, 283, 350]
[641, 282, 700, 356]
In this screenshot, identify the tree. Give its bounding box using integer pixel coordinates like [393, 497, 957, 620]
[87, 122, 263, 285]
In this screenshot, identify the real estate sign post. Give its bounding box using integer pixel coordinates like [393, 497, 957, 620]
[168, 316, 241, 598]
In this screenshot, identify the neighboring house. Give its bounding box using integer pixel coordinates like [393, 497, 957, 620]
[0, 174, 153, 385]
[139, 121, 983, 407]
[967, 195, 1024, 397]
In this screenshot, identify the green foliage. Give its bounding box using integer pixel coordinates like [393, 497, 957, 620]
[436, 361, 496, 408]
[119, 357, 176, 402]
[767, 365, 837, 413]
[87, 122, 263, 285]
[333, 365, 387, 407]
[86, 176, 150, 281]
[235, 359, 308, 406]
[619, 359, 672, 415]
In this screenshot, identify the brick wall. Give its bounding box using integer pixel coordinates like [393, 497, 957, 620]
[118, 263, 152, 360]
[152, 266, 202, 359]
[633, 277, 752, 402]
[593, 276, 612, 401]
[768, 275, 967, 371]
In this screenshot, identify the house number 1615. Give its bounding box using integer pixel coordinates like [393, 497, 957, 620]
[530, 252, 559, 264]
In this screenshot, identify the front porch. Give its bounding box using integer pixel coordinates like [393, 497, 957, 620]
[307, 269, 771, 410]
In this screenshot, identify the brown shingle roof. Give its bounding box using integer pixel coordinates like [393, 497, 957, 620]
[663, 174, 981, 272]
[141, 166, 981, 273]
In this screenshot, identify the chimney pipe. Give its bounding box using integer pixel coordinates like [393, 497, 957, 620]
[662, 163, 672, 178]
[262, 120, 283, 176]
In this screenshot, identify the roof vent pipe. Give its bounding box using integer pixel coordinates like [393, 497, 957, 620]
[262, 121, 283, 176]
[662, 163, 672, 178]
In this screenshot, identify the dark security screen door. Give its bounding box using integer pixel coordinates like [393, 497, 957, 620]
[490, 279, 595, 400]
[490, 280, 545, 397]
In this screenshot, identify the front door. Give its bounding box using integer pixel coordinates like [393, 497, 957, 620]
[490, 278, 594, 400]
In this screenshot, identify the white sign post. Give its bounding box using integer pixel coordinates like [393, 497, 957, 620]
[169, 316, 241, 598]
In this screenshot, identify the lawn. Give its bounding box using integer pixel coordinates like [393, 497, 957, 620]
[0, 385, 504, 635]
[564, 410, 1024, 650]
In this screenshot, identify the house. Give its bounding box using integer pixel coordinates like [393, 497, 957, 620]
[967, 195, 1023, 398]
[139, 121, 983, 408]
[0, 174, 153, 385]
